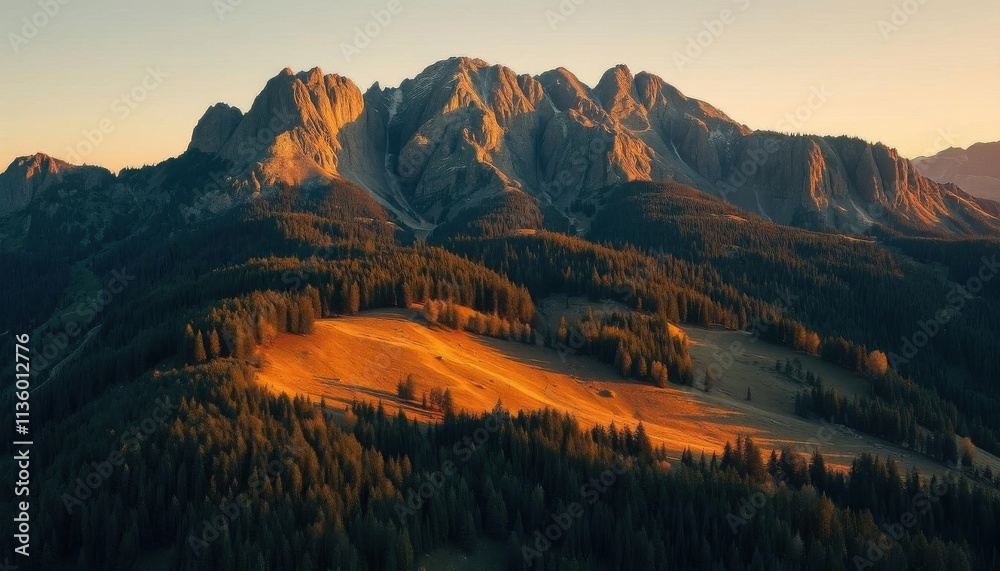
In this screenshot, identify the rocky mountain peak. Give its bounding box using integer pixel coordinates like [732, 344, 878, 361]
[536, 67, 604, 121]
[0, 153, 115, 218]
[594, 64, 648, 130]
[0, 153, 72, 216]
[595, 64, 635, 97]
[187, 103, 243, 154]
[27, 57, 980, 239]
[159, 57, 1000, 237]
[11, 153, 70, 175]
[3, 57, 996, 246]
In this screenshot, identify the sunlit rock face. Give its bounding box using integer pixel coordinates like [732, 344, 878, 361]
[21, 56, 979, 237]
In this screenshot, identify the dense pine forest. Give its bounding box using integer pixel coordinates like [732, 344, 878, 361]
[20, 363, 1000, 570]
[2, 172, 1000, 570]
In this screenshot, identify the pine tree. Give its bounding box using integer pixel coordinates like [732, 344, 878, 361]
[183, 324, 197, 364]
[810, 450, 826, 489]
[193, 331, 207, 364]
[208, 329, 222, 359]
[742, 436, 767, 482]
[634, 422, 652, 456]
[397, 375, 417, 401]
[348, 282, 361, 315]
[298, 294, 315, 334]
[423, 300, 439, 323]
[441, 388, 455, 417]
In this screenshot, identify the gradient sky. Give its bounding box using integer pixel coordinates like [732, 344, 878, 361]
[2, 0, 997, 172]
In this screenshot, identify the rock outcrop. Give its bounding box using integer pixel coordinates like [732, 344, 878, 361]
[0, 154, 71, 216]
[187, 103, 243, 154]
[0, 154, 111, 217]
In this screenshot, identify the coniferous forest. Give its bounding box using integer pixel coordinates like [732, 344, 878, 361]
[2, 166, 1000, 571]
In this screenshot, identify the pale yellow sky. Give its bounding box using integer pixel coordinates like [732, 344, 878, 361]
[1, 0, 997, 171]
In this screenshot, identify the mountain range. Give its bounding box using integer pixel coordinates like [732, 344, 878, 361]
[914, 141, 1000, 203]
[3, 56, 1000, 243]
[5, 56, 1000, 570]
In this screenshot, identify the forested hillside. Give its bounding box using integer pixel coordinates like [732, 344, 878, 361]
[1, 171, 999, 570]
[586, 181, 1000, 456]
